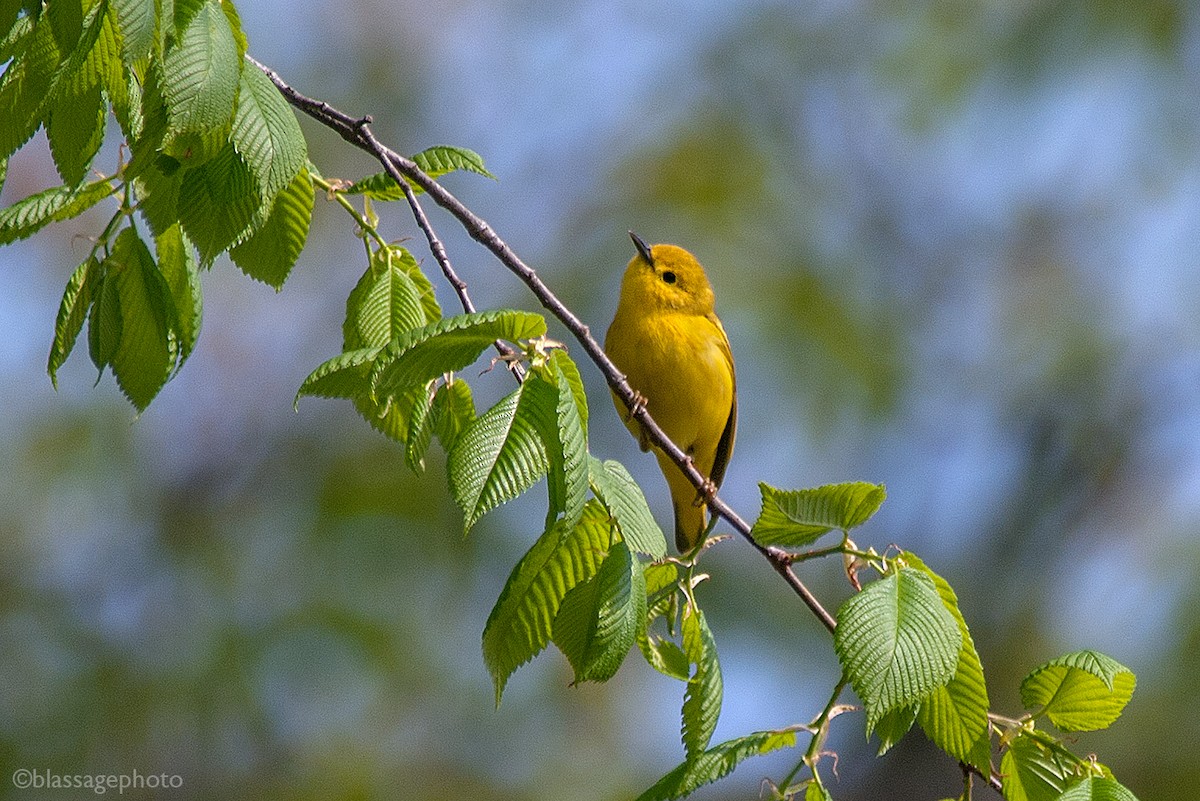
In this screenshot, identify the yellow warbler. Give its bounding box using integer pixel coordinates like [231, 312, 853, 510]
[605, 233, 737, 551]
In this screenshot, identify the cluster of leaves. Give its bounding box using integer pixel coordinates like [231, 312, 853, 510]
[0, 3, 1145, 800]
[1, 0, 313, 408]
[751, 485, 1139, 800]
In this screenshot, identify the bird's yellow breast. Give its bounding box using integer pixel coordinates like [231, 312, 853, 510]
[605, 307, 733, 474]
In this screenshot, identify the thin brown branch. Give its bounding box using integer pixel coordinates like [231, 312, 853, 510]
[248, 53, 1005, 795]
[246, 52, 835, 632]
[248, 54, 524, 379]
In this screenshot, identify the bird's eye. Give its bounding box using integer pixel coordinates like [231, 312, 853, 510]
[662, 271, 677, 284]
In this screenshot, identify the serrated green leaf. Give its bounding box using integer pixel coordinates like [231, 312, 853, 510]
[548, 348, 587, 431]
[177, 140, 261, 264]
[1055, 777, 1139, 801]
[218, 0, 246, 62]
[1020, 651, 1135, 732]
[834, 567, 961, 731]
[228, 164, 313, 287]
[46, 56, 105, 185]
[1, 1, 24, 45]
[105, 227, 175, 409]
[93, 3, 128, 110]
[161, 0, 239, 165]
[370, 310, 546, 397]
[682, 604, 722, 759]
[111, 0, 155, 64]
[88, 265, 121, 373]
[542, 355, 588, 529]
[413, 144, 496, 183]
[48, 256, 99, 388]
[430, 377, 474, 453]
[1000, 733, 1079, 801]
[124, 62, 169, 179]
[0, 12, 63, 161]
[482, 501, 613, 704]
[905, 553, 991, 771]
[155, 223, 202, 373]
[404, 381, 435, 474]
[637, 631, 690, 681]
[230, 63, 305, 213]
[46, 0, 83, 52]
[588, 455, 668, 558]
[0, 178, 116, 245]
[343, 244, 429, 350]
[448, 377, 553, 532]
[296, 347, 379, 402]
[751, 481, 887, 548]
[553, 540, 644, 684]
[873, 704, 916, 755]
[635, 729, 796, 801]
[346, 145, 495, 201]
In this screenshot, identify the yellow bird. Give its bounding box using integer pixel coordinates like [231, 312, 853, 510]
[605, 233, 737, 552]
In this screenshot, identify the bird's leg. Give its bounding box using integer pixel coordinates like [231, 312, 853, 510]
[692, 477, 718, 508]
[625, 390, 648, 422]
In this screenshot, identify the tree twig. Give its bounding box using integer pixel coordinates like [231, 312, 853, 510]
[248, 53, 1005, 794]
[246, 52, 832, 630]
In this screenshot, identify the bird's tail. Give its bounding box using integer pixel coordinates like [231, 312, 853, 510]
[673, 499, 706, 552]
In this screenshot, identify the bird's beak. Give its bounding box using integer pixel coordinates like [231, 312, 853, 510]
[629, 231, 654, 265]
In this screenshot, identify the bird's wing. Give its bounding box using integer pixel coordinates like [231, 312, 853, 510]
[706, 312, 737, 489]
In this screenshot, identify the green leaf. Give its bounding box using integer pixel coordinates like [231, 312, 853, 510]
[161, 0, 239, 166]
[106, 227, 176, 410]
[177, 140, 261, 264]
[404, 381, 435, 474]
[229, 63, 306, 213]
[805, 782, 833, 801]
[1000, 733, 1079, 801]
[906, 553, 991, 771]
[1020, 651, 1136, 732]
[48, 256, 99, 388]
[553, 540, 645, 684]
[1055, 777, 1139, 801]
[46, 0, 83, 51]
[154, 223, 202, 373]
[92, 3, 128, 112]
[635, 729, 797, 801]
[88, 264, 121, 373]
[834, 567, 961, 730]
[588, 455, 668, 559]
[296, 347, 380, 402]
[111, 0, 155, 65]
[370, 309, 546, 397]
[1, 1, 24, 45]
[46, 64, 106, 185]
[637, 631, 690, 681]
[448, 377, 553, 533]
[482, 501, 613, 703]
[228, 164, 313, 287]
[751, 481, 886, 548]
[346, 144, 495, 200]
[413, 144, 496, 183]
[430, 378, 475, 453]
[0, 178, 116, 245]
[681, 604, 722, 759]
[754, 480, 886, 545]
[542, 354, 588, 529]
[873, 704, 916, 755]
[0, 12, 63, 161]
[343, 244, 430, 350]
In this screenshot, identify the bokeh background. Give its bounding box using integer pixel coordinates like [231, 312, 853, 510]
[2, 1, 1198, 799]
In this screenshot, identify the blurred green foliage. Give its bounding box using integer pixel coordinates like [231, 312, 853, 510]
[3, 0, 1200, 799]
